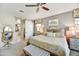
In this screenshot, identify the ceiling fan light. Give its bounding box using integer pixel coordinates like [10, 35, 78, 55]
[19, 10, 24, 13]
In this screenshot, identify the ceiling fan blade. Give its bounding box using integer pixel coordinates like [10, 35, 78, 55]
[41, 6, 49, 11]
[19, 10, 24, 13]
[36, 6, 39, 13]
[41, 3, 46, 5]
[25, 5, 37, 7]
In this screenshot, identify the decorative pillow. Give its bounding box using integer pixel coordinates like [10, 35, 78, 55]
[46, 32, 53, 37]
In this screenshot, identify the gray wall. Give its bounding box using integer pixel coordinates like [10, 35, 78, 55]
[0, 12, 15, 32]
[42, 11, 74, 29]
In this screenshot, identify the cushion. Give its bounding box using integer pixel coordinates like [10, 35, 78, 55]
[46, 29, 64, 37]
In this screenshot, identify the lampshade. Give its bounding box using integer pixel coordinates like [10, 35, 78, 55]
[69, 26, 76, 35]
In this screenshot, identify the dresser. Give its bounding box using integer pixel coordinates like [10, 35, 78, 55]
[70, 38, 79, 51]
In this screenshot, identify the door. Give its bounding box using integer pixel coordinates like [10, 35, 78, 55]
[25, 20, 33, 39]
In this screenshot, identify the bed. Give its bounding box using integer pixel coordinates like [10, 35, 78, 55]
[29, 35, 70, 56]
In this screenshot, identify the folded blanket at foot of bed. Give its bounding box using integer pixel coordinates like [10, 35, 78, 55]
[29, 39, 65, 56]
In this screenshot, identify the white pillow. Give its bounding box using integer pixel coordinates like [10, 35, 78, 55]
[47, 29, 64, 37]
[47, 32, 53, 37]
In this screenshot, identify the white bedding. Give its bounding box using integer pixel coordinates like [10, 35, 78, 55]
[29, 35, 70, 56]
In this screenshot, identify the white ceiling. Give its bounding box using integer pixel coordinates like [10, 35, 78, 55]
[0, 3, 79, 20]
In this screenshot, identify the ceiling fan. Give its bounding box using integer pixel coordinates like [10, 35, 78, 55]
[25, 3, 49, 13]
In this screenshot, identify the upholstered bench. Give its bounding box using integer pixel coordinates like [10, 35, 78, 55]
[24, 45, 50, 56]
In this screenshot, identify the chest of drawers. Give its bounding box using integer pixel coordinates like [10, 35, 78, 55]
[70, 38, 79, 51]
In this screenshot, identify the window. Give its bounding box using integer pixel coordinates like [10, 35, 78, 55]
[75, 18, 79, 24]
[34, 19, 45, 35]
[15, 18, 21, 32]
[75, 18, 79, 33]
[75, 18, 79, 26]
[36, 24, 41, 31]
[36, 24, 44, 33]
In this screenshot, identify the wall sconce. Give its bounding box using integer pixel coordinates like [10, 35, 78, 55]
[39, 24, 44, 33]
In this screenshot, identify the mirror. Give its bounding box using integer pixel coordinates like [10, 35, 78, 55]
[2, 25, 13, 47]
[3, 26, 12, 32]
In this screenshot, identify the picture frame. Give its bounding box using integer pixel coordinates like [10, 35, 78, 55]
[48, 18, 59, 26]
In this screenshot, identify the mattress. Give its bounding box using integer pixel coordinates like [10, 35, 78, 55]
[29, 35, 70, 56]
